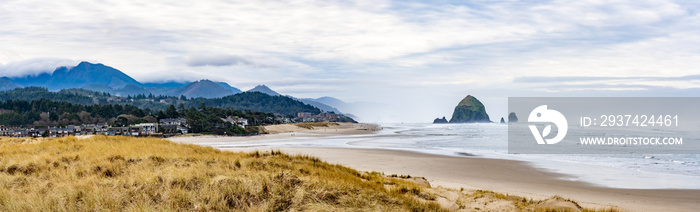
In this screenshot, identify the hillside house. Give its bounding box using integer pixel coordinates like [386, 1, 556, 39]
[221, 116, 248, 128]
[159, 118, 189, 134]
[49, 126, 76, 137]
[130, 123, 158, 136]
[107, 127, 129, 135]
[295, 112, 349, 123]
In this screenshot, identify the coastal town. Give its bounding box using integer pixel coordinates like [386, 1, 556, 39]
[0, 112, 352, 138]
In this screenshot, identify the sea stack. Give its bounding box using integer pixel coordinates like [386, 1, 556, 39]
[500, 117, 505, 123]
[449, 95, 491, 123]
[433, 116, 448, 124]
[508, 112, 518, 122]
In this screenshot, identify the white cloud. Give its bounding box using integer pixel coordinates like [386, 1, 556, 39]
[186, 54, 258, 67]
[0, 58, 78, 77]
[531, 0, 684, 28]
[1, 0, 700, 121]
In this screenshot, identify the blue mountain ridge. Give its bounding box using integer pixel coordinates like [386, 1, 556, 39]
[2, 62, 241, 98]
[0, 61, 346, 114]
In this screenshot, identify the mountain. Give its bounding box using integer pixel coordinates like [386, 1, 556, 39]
[216, 82, 242, 94]
[449, 95, 491, 123]
[0, 87, 323, 117]
[243, 85, 341, 113]
[142, 81, 191, 88]
[3, 62, 235, 98]
[81, 83, 114, 93]
[314, 96, 346, 107]
[7, 72, 51, 87]
[10, 62, 142, 91]
[2, 62, 344, 115]
[313, 96, 380, 120]
[247, 85, 281, 96]
[75, 79, 243, 99]
[0, 77, 22, 91]
[114, 84, 151, 96]
[0, 87, 98, 105]
[82, 83, 152, 96]
[4, 61, 244, 98]
[141, 81, 241, 97]
[177, 80, 234, 98]
[298, 98, 341, 113]
[187, 91, 321, 116]
[244, 85, 349, 114]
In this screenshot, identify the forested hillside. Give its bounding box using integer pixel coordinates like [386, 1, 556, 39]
[0, 87, 320, 117]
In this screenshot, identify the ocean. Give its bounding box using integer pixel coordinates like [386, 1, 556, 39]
[205, 123, 700, 189]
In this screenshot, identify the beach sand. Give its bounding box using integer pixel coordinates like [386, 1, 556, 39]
[169, 122, 380, 143]
[170, 123, 700, 212]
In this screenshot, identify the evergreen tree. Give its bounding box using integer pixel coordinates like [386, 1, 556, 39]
[165, 105, 179, 118]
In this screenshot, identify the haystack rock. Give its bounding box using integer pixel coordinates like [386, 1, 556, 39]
[449, 95, 491, 123]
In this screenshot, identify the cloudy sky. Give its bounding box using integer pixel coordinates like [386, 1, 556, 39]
[1, 0, 700, 122]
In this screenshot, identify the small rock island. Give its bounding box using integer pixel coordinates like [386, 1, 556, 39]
[433, 116, 449, 124]
[508, 112, 518, 122]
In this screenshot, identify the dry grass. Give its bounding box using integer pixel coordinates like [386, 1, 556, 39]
[0, 136, 444, 211]
[0, 136, 622, 211]
[454, 190, 622, 212]
[293, 122, 339, 129]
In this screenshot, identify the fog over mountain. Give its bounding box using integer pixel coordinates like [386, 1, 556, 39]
[0, 62, 350, 118]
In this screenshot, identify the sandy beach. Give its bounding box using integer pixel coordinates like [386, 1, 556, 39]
[169, 122, 380, 142]
[170, 123, 700, 212]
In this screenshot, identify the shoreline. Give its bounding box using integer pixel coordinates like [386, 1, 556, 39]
[169, 123, 700, 211]
[169, 122, 380, 142]
[229, 147, 700, 212]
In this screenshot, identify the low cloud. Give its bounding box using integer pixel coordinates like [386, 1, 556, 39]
[514, 75, 700, 91]
[265, 78, 357, 87]
[0, 58, 78, 78]
[186, 54, 255, 67]
[514, 75, 700, 83]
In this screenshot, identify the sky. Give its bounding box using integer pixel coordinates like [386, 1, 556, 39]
[1, 0, 700, 122]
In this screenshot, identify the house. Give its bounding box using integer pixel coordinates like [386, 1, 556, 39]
[130, 123, 158, 136]
[107, 127, 129, 135]
[28, 129, 44, 137]
[12, 129, 27, 137]
[73, 125, 82, 136]
[297, 112, 313, 118]
[95, 123, 109, 133]
[159, 118, 187, 126]
[294, 112, 350, 123]
[49, 126, 75, 137]
[159, 118, 189, 134]
[0, 123, 114, 138]
[79, 123, 109, 135]
[0, 125, 8, 136]
[221, 116, 248, 128]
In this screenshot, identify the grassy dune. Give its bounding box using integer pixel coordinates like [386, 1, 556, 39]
[0, 136, 619, 211]
[293, 122, 340, 129]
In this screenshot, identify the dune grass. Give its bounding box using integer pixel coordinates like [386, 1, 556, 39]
[0, 136, 445, 211]
[293, 122, 340, 129]
[0, 136, 621, 211]
[459, 190, 621, 212]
